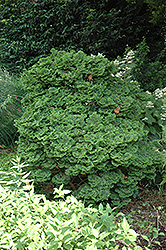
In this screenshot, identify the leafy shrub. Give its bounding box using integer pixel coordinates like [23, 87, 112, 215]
[115, 46, 166, 141]
[0, 158, 144, 250]
[151, 94, 166, 189]
[15, 49, 162, 206]
[0, 65, 24, 145]
[114, 50, 166, 189]
[142, 88, 166, 141]
[0, 0, 165, 73]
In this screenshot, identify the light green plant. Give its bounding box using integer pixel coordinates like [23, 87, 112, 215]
[0, 157, 146, 250]
[0, 155, 30, 190]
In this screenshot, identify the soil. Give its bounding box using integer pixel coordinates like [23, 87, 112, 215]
[119, 187, 166, 249]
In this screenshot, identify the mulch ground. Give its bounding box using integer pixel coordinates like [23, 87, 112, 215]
[119, 187, 166, 249]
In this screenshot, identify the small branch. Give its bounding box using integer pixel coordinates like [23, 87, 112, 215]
[118, 240, 133, 248]
[68, 181, 76, 190]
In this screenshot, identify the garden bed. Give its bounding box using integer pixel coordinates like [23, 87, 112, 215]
[120, 187, 166, 249]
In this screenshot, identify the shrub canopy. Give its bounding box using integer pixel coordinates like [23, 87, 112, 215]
[16, 49, 162, 206]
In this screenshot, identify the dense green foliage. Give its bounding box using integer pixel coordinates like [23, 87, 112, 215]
[0, 0, 165, 73]
[127, 0, 166, 24]
[132, 39, 166, 92]
[114, 47, 166, 141]
[0, 66, 24, 145]
[15, 49, 162, 206]
[0, 159, 144, 250]
[152, 94, 166, 188]
[142, 89, 166, 141]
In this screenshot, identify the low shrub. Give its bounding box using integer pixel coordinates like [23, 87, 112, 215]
[15, 49, 162, 206]
[0, 158, 144, 250]
[0, 65, 24, 145]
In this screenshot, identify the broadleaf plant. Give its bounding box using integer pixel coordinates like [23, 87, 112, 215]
[0, 179, 145, 249]
[0, 158, 146, 250]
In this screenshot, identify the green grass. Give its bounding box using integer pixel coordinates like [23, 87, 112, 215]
[0, 145, 16, 173]
[0, 64, 24, 145]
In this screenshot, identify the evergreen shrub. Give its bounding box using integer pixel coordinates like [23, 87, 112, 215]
[15, 49, 162, 206]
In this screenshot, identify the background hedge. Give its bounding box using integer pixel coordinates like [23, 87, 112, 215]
[0, 0, 165, 75]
